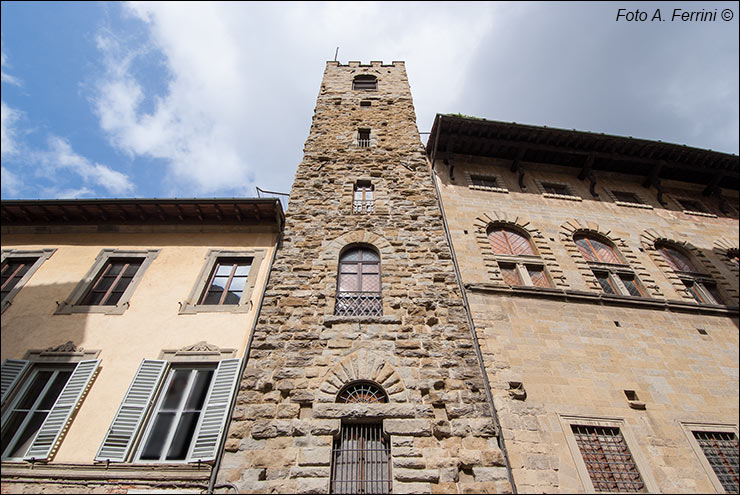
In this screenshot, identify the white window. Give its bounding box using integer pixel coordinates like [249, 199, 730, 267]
[1, 359, 100, 461]
[353, 181, 374, 214]
[96, 358, 241, 463]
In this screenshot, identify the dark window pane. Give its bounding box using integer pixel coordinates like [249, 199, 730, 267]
[37, 371, 72, 410]
[1, 411, 28, 456]
[500, 265, 522, 286]
[202, 291, 223, 305]
[620, 275, 643, 297]
[8, 412, 48, 458]
[105, 291, 123, 306]
[112, 276, 134, 293]
[185, 370, 214, 410]
[106, 263, 124, 276]
[140, 413, 175, 460]
[595, 272, 617, 294]
[701, 282, 723, 305]
[612, 191, 642, 204]
[166, 412, 200, 460]
[471, 175, 498, 188]
[224, 291, 241, 304]
[123, 263, 141, 276]
[162, 371, 189, 410]
[16, 371, 53, 409]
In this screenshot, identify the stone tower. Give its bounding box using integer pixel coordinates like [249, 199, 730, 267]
[216, 61, 512, 494]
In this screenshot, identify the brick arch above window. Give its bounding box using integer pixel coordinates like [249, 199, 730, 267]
[316, 349, 407, 403]
[473, 212, 567, 289]
[641, 230, 738, 303]
[561, 219, 663, 298]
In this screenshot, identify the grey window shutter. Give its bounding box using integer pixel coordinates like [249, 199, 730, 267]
[95, 359, 167, 462]
[187, 358, 241, 462]
[23, 359, 100, 461]
[1, 359, 30, 406]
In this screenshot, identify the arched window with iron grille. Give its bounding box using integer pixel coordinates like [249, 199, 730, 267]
[335, 245, 382, 317]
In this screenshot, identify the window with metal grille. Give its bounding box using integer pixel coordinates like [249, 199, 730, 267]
[657, 243, 724, 305]
[337, 381, 387, 404]
[542, 182, 573, 196]
[353, 181, 374, 214]
[199, 258, 252, 305]
[331, 423, 391, 494]
[575, 234, 646, 297]
[1, 257, 39, 304]
[353, 75, 377, 91]
[611, 191, 644, 205]
[488, 226, 551, 288]
[571, 424, 646, 493]
[470, 175, 499, 189]
[335, 246, 382, 317]
[677, 198, 710, 214]
[692, 430, 739, 493]
[358, 129, 371, 148]
[136, 366, 215, 462]
[81, 258, 143, 306]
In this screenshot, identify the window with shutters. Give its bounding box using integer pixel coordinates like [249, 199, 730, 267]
[682, 423, 739, 494]
[180, 249, 266, 314]
[1, 249, 56, 313]
[574, 234, 646, 297]
[352, 75, 377, 91]
[330, 422, 392, 494]
[56, 249, 159, 315]
[353, 181, 374, 214]
[1, 359, 100, 461]
[488, 225, 551, 289]
[656, 243, 724, 305]
[335, 245, 382, 317]
[135, 365, 215, 462]
[96, 357, 241, 464]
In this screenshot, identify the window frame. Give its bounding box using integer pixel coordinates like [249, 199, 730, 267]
[353, 180, 375, 214]
[330, 421, 392, 494]
[488, 226, 552, 289]
[559, 415, 658, 493]
[1, 249, 56, 314]
[575, 235, 647, 298]
[656, 243, 725, 305]
[352, 75, 378, 91]
[55, 249, 159, 315]
[680, 422, 739, 494]
[335, 245, 382, 317]
[179, 249, 266, 314]
[604, 188, 653, 210]
[465, 170, 508, 193]
[357, 128, 371, 148]
[534, 178, 582, 201]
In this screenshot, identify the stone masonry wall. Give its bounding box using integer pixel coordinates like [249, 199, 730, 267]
[216, 62, 512, 494]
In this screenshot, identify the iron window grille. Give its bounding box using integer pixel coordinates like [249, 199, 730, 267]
[470, 175, 499, 189]
[353, 181, 375, 214]
[336, 247, 382, 317]
[657, 244, 724, 305]
[337, 381, 388, 404]
[81, 258, 143, 306]
[331, 423, 392, 494]
[199, 258, 252, 305]
[692, 430, 739, 493]
[352, 75, 378, 91]
[575, 235, 646, 297]
[1, 257, 39, 304]
[571, 424, 646, 493]
[357, 129, 371, 148]
[488, 226, 551, 288]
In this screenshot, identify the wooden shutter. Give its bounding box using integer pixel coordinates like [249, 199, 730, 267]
[24, 359, 100, 461]
[187, 358, 241, 462]
[95, 359, 167, 462]
[1, 359, 31, 406]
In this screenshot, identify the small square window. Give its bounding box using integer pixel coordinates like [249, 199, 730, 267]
[677, 198, 710, 213]
[542, 183, 571, 196]
[358, 129, 371, 148]
[470, 175, 498, 188]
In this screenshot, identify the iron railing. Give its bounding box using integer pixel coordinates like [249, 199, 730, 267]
[334, 292, 382, 317]
[357, 139, 371, 148]
[353, 200, 374, 214]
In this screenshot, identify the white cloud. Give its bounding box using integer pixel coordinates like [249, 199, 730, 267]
[1, 100, 21, 156]
[33, 136, 135, 196]
[1, 165, 23, 195]
[1, 49, 23, 87]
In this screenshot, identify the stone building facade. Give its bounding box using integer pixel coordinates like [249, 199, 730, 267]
[214, 62, 512, 494]
[427, 115, 739, 493]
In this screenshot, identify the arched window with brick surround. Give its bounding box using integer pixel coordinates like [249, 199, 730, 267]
[488, 225, 550, 288]
[574, 233, 646, 297]
[335, 245, 382, 316]
[656, 242, 724, 305]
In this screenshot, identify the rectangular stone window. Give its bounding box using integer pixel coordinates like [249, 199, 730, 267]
[358, 129, 371, 148]
[56, 249, 159, 315]
[179, 249, 266, 314]
[1, 249, 56, 313]
[534, 178, 582, 200]
[330, 422, 391, 494]
[571, 424, 646, 492]
[470, 175, 499, 188]
[542, 182, 571, 196]
[677, 198, 710, 214]
[611, 191, 643, 204]
[682, 423, 739, 493]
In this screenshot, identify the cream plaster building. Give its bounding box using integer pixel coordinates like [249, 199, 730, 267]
[1, 198, 282, 493]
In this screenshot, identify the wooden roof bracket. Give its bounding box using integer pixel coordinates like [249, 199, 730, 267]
[578, 154, 598, 197]
[510, 148, 527, 189]
[643, 161, 667, 206]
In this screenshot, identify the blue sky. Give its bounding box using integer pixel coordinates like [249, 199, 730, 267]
[2, 2, 738, 200]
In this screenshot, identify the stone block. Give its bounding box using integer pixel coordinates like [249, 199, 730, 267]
[297, 447, 332, 466]
[309, 419, 341, 435]
[393, 456, 427, 469]
[392, 481, 433, 494]
[289, 466, 331, 478]
[297, 478, 330, 494]
[472, 466, 509, 482]
[394, 468, 440, 483]
[384, 419, 432, 436]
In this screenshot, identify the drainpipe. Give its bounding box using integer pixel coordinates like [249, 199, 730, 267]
[427, 115, 518, 493]
[208, 200, 284, 493]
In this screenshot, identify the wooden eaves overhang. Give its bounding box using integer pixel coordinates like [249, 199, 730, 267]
[426, 114, 739, 209]
[0, 198, 285, 231]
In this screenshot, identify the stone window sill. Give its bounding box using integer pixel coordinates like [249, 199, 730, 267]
[469, 185, 509, 194]
[542, 193, 582, 202]
[615, 201, 653, 209]
[682, 210, 717, 218]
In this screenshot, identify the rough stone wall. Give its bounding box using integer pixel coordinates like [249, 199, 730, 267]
[434, 154, 739, 493]
[216, 62, 511, 494]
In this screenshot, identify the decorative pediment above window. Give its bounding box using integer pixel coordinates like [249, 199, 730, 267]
[24, 341, 101, 362]
[160, 341, 237, 362]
